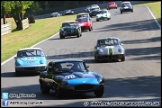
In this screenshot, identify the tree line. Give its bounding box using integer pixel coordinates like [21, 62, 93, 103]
[1, 1, 106, 30]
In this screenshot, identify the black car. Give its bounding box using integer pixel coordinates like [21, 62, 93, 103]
[120, 1, 133, 14]
[39, 60, 104, 98]
[59, 21, 82, 39]
[89, 8, 101, 18]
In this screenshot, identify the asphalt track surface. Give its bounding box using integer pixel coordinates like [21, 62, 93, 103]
[1, 6, 161, 107]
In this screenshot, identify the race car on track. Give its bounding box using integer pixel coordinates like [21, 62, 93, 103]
[39, 60, 104, 98]
[107, 1, 118, 10]
[15, 48, 47, 76]
[77, 17, 93, 31]
[120, 1, 133, 14]
[96, 9, 111, 21]
[63, 9, 74, 15]
[59, 21, 82, 39]
[94, 37, 125, 62]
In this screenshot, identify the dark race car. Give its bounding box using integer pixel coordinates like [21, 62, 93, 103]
[120, 1, 133, 14]
[94, 37, 125, 62]
[59, 21, 82, 39]
[77, 17, 93, 31]
[89, 8, 101, 18]
[39, 60, 104, 98]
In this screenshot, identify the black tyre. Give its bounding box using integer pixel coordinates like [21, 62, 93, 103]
[94, 54, 99, 62]
[40, 81, 50, 94]
[15, 68, 20, 76]
[121, 55, 125, 61]
[77, 31, 80, 38]
[59, 33, 64, 39]
[55, 86, 63, 98]
[131, 9, 133, 12]
[94, 86, 104, 98]
[96, 19, 99, 22]
[121, 11, 122, 14]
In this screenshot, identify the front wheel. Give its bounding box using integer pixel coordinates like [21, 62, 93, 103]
[40, 81, 50, 94]
[121, 55, 125, 61]
[59, 33, 64, 39]
[15, 68, 20, 76]
[121, 11, 123, 14]
[94, 86, 104, 98]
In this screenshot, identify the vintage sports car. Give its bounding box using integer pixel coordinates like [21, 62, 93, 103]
[96, 9, 111, 21]
[107, 1, 118, 10]
[59, 21, 82, 39]
[89, 8, 101, 18]
[94, 37, 125, 62]
[77, 17, 93, 31]
[39, 60, 104, 98]
[15, 48, 47, 76]
[120, 1, 133, 14]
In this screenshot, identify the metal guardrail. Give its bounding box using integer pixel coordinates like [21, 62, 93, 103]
[34, 2, 108, 19]
[1, 23, 11, 36]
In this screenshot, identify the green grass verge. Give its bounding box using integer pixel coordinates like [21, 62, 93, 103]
[1, 15, 76, 62]
[1, 1, 161, 62]
[134, 1, 161, 24]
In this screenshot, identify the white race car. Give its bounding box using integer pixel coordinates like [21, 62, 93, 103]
[96, 9, 111, 21]
[94, 37, 125, 62]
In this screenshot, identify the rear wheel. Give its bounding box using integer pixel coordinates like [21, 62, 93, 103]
[77, 31, 80, 38]
[131, 9, 133, 12]
[96, 19, 99, 22]
[121, 11, 123, 14]
[94, 86, 104, 98]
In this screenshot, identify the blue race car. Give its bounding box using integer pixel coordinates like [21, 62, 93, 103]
[15, 48, 47, 76]
[39, 60, 104, 98]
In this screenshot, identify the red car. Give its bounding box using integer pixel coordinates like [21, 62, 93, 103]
[77, 17, 93, 31]
[107, 1, 118, 10]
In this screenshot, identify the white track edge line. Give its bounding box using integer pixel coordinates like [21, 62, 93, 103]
[1, 32, 59, 66]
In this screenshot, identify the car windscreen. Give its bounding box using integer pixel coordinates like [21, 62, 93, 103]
[98, 10, 107, 14]
[77, 14, 88, 18]
[121, 3, 131, 7]
[62, 22, 78, 27]
[17, 49, 44, 57]
[54, 61, 87, 73]
[77, 18, 88, 22]
[98, 39, 120, 46]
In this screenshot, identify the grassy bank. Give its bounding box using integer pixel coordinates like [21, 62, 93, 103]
[1, 15, 76, 62]
[1, 1, 161, 62]
[134, 1, 161, 24]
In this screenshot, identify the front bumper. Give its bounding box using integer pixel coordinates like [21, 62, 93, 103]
[96, 54, 124, 61]
[121, 9, 133, 12]
[96, 16, 108, 20]
[61, 30, 78, 37]
[58, 84, 103, 93]
[15, 65, 46, 73]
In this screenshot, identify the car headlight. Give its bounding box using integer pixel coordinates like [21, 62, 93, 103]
[98, 49, 104, 54]
[40, 59, 46, 64]
[61, 79, 68, 85]
[118, 48, 122, 53]
[15, 59, 23, 66]
[97, 78, 104, 84]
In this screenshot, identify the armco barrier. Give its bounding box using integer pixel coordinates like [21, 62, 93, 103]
[1, 23, 11, 36]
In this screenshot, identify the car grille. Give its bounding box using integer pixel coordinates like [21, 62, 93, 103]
[75, 84, 94, 91]
[64, 28, 72, 32]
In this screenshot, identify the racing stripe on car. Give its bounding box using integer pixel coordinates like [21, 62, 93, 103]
[109, 48, 113, 55]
